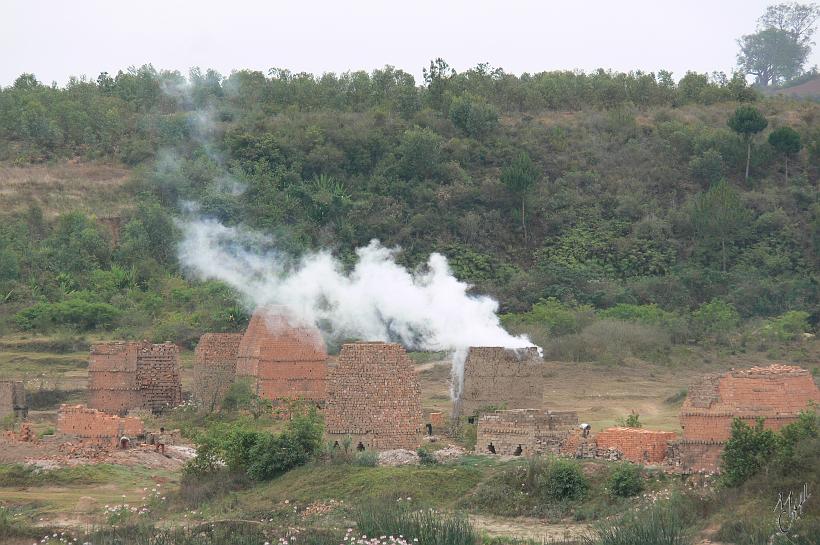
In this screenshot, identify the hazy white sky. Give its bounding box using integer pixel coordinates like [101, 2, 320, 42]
[2, 0, 818, 86]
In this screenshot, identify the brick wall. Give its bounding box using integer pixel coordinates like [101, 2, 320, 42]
[193, 333, 243, 410]
[458, 347, 544, 416]
[236, 307, 328, 402]
[595, 427, 677, 464]
[88, 341, 182, 415]
[667, 440, 724, 473]
[476, 408, 578, 456]
[57, 404, 145, 446]
[325, 342, 422, 451]
[0, 380, 27, 419]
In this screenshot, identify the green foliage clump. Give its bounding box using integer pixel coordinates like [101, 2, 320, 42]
[15, 295, 120, 331]
[692, 299, 740, 343]
[760, 310, 811, 342]
[185, 406, 324, 482]
[721, 418, 778, 487]
[466, 456, 589, 517]
[417, 447, 438, 466]
[618, 412, 642, 428]
[607, 464, 644, 498]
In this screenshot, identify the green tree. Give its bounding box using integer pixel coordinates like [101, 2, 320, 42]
[500, 152, 540, 243]
[737, 3, 819, 86]
[721, 418, 778, 486]
[768, 126, 802, 179]
[737, 28, 809, 86]
[691, 180, 750, 272]
[727, 106, 768, 183]
[692, 299, 741, 342]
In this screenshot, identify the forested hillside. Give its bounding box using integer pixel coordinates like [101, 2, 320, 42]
[0, 63, 817, 356]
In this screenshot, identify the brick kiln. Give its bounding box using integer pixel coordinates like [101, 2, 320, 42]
[58, 404, 145, 446]
[236, 308, 328, 403]
[88, 341, 182, 415]
[325, 342, 423, 450]
[457, 346, 544, 417]
[0, 380, 27, 419]
[671, 364, 820, 472]
[477, 408, 579, 456]
[193, 333, 243, 409]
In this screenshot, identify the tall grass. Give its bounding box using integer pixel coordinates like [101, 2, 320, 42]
[52, 523, 341, 545]
[356, 499, 478, 545]
[584, 496, 695, 545]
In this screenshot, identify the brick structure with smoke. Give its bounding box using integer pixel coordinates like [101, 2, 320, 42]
[457, 346, 544, 416]
[669, 364, 820, 472]
[325, 342, 422, 450]
[88, 341, 182, 415]
[193, 333, 243, 409]
[477, 408, 579, 456]
[0, 380, 27, 419]
[58, 404, 145, 446]
[236, 308, 328, 403]
[596, 427, 677, 464]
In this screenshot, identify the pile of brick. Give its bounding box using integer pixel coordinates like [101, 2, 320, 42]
[0, 380, 27, 419]
[457, 347, 544, 416]
[193, 333, 244, 409]
[57, 404, 144, 447]
[325, 342, 422, 450]
[3, 422, 36, 442]
[477, 408, 579, 456]
[236, 307, 328, 403]
[88, 341, 182, 415]
[595, 427, 677, 464]
[671, 364, 820, 472]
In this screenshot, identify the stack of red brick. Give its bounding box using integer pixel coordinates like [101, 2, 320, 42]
[57, 404, 144, 446]
[325, 342, 422, 450]
[596, 427, 677, 463]
[236, 308, 328, 403]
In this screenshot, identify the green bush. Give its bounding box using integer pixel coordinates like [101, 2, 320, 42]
[544, 458, 589, 501]
[353, 450, 378, 467]
[15, 296, 120, 331]
[418, 447, 438, 465]
[186, 407, 324, 481]
[761, 310, 811, 342]
[607, 464, 644, 497]
[692, 299, 740, 343]
[721, 418, 778, 487]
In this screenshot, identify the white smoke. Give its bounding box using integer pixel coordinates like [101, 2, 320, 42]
[177, 218, 537, 400]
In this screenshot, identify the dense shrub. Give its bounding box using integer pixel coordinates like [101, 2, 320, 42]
[607, 464, 644, 497]
[185, 407, 324, 481]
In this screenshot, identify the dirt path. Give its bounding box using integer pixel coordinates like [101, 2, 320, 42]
[470, 514, 590, 541]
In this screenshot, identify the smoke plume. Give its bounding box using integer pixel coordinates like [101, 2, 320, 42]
[177, 218, 536, 400]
